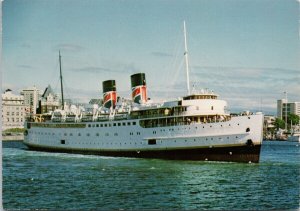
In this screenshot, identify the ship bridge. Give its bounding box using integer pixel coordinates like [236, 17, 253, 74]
[181, 90, 228, 117]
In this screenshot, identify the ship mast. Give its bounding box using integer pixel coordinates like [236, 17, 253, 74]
[59, 50, 65, 110]
[183, 21, 191, 95]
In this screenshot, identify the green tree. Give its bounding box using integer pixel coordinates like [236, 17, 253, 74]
[288, 114, 300, 126]
[274, 118, 285, 130]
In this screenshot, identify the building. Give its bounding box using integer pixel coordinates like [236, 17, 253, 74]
[21, 86, 40, 116]
[277, 99, 300, 119]
[2, 89, 26, 130]
[38, 85, 60, 114]
[264, 115, 276, 140]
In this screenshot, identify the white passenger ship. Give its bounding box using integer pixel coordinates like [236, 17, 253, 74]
[23, 22, 264, 163]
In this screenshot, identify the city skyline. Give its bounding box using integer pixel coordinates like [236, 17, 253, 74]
[3, 0, 300, 115]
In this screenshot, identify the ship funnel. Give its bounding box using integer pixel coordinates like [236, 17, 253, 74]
[102, 80, 117, 109]
[131, 73, 147, 104]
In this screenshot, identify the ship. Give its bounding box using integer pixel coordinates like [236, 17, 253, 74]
[287, 125, 300, 143]
[23, 22, 264, 163]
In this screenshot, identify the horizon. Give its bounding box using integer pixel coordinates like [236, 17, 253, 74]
[3, 0, 300, 116]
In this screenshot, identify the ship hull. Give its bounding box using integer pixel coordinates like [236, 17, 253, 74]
[24, 142, 261, 163]
[23, 114, 264, 163]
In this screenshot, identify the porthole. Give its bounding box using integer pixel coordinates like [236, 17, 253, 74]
[246, 128, 250, 132]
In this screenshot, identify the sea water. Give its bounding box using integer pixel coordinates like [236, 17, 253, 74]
[2, 141, 299, 210]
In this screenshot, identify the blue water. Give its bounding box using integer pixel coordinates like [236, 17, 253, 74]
[2, 141, 300, 210]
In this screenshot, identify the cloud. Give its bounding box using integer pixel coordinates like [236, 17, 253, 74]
[151, 52, 174, 58]
[148, 66, 299, 115]
[53, 44, 85, 52]
[68, 61, 140, 75]
[20, 43, 31, 48]
[70, 66, 116, 74]
[69, 66, 132, 74]
[17, 64, 33, 69]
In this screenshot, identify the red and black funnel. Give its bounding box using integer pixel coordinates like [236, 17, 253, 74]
[102, 80, 117, 109]
[131, 73, 147, 104]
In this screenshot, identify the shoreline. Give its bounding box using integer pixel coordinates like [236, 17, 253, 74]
[2, 135, 24, 141]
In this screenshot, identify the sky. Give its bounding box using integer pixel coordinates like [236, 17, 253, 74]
[2, 0, 300, 115]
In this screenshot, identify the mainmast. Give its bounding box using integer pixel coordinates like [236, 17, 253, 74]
[183, 21, 190, 95]
[59, 51, 65, 110]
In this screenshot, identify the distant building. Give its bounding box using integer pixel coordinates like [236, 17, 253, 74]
[277, 99, 300, 119]
[38, 85, 60, 114]
[2, 89, 26, 130]
[264, 115, 276, 140]
[21, 86, 40, 115]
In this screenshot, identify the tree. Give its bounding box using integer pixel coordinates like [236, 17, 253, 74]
[274, 118, 285, 130]
[288, 114, 300, 126]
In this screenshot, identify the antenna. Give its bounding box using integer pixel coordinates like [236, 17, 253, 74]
[59, 50, 65, 110]
[183, 21, 190, 95]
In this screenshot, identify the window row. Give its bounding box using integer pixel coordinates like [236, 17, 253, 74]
[87, 121, 136, 128]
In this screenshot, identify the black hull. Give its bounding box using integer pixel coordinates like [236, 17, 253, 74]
[24, 143, 261, 163]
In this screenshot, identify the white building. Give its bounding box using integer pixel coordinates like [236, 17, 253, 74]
[2, 89, 26, 130]
[21, 86, 40, 115]
[39, 85, 60, 114]
[277, 99, 300, 119]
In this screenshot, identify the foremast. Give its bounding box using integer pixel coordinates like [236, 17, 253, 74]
[59, 51, 64, 110]
[183, 21, 190, 95]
